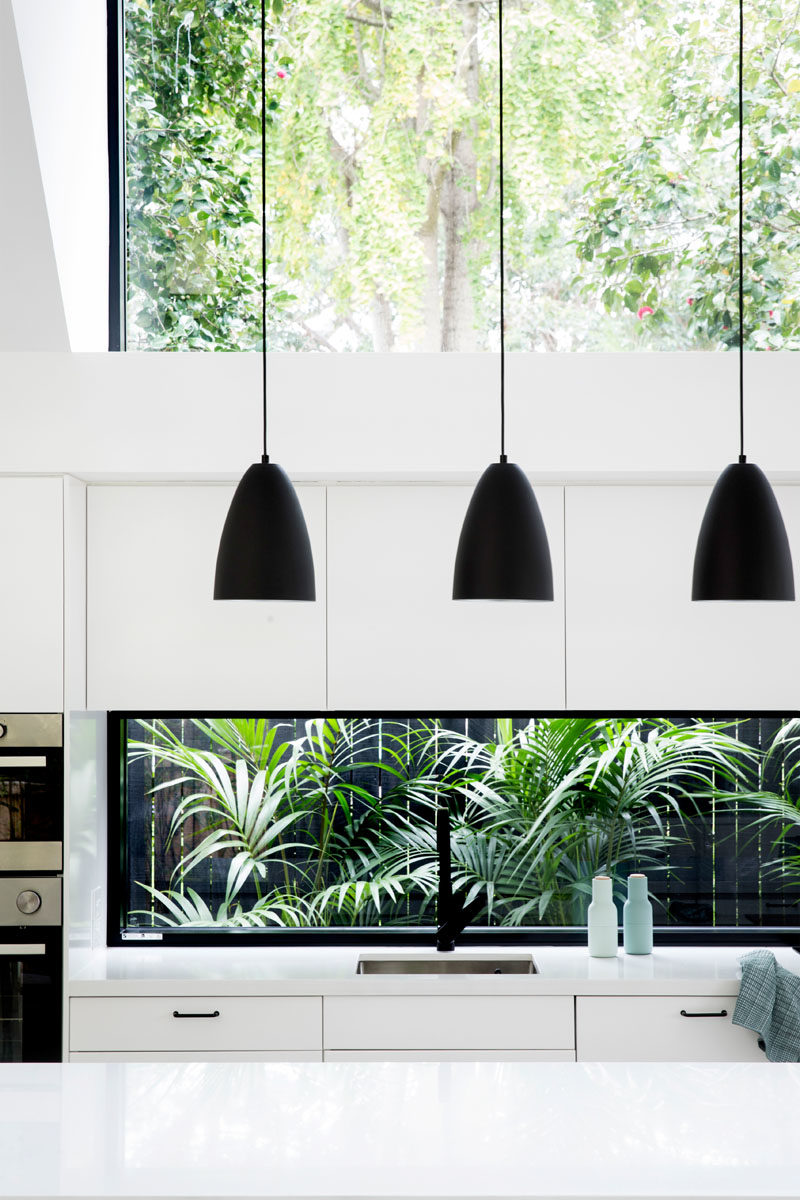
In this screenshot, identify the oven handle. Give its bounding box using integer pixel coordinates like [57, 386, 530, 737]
[0, 756, 47, 768]
[0, 944, 46, 955]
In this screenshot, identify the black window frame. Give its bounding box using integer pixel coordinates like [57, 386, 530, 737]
[107, 0, 125, 351]
[107, 709, 800, 950]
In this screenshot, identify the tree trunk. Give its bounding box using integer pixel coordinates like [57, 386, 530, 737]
[439, 1, 480, 352]
[371, 291, 395, 351]
[411, 68, 443, 352]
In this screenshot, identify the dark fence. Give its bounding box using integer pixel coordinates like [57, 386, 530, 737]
[122, 714, 800, 931]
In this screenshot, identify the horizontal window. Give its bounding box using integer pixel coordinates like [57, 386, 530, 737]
[110, 712, 800, 945]
[115, 0, 800, 353]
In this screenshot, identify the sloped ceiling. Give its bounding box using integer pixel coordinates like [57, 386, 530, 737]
[0, 0, 70, 351]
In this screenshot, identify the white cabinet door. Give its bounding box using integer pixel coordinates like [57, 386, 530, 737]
[70, 1050, 323, 1063]
[323, 996, 575, 1051]
[327, 484, 565, 709]
[70, 996, 322, 1053]
[87, 484, 326, 709]
[566, 484, 800, 709]
[576, 995, 764, 1061]
[324, 1049, 575, 1062]
[0, 476, 63, 711]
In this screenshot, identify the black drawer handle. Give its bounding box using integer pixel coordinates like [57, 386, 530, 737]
[172, 1009, 221, 1019]
[680, 1008, 728, 1018]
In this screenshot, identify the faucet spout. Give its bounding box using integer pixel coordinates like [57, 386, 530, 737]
[435, 796, 483, 951]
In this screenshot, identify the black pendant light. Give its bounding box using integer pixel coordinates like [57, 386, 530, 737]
[453, 0, 553, 602]
[214, 0, 315, 601]
[691, 0, 793, 601]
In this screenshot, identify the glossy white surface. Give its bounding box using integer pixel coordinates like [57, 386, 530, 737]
[2, 1060, 800, 1198]
[68, 943, 800, 997]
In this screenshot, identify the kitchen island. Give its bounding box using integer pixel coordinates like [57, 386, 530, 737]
[2, 1059, 799, 1198]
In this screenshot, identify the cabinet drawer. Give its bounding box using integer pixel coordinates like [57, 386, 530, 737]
[576, 996, 764, 1062]
[70, 997, 322, 1053]
[324, 1049, 575, 1062]
[323, 996, 574, 1051]
[70, 1051, 323, 1063]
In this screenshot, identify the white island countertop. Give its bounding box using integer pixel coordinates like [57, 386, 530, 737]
[68, 944, 800, 997]
[3, 1059, 800, 1199]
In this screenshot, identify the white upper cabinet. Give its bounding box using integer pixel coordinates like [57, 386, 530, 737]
[565, 483, 800, 709]
[87, 484, 326, 710]
[0, 476, 63, 711]
[326, 484, 565, 710]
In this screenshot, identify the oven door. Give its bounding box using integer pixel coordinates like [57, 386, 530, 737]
[0, 715, 63, 871]
[0, 927, 62, 1062]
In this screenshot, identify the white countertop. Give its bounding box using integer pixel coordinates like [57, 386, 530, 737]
[3, 1059, 800, 1198]
[68, 944, 800, 997]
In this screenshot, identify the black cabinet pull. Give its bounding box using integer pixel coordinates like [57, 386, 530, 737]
[172, 1009, 220, 1019]
[680, 1008, 728, 1018]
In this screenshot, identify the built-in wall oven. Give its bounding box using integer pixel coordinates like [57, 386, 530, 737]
[0, 714, 63, 1061]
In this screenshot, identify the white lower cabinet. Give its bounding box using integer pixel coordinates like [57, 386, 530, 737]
[68, 990, 767, 1063]
[69, 997, 322, 1057]
[70, 1051, 323, 1063]
[324, 1050, 575, 1062]
[323, 996, 575, 1054]
[576, 995, 765, 1062]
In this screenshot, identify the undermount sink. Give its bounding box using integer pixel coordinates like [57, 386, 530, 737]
[356, 954, 537, 975]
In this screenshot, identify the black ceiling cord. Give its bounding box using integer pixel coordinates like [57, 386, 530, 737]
[260, 0, 268, 464]
[498, 0, 506, 464]
[737, 0, 745, 465]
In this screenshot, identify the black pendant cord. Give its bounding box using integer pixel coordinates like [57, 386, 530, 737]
[261, 0, 269, 465]
[738, 0, 745, 465]
[498, 0, 507, 464]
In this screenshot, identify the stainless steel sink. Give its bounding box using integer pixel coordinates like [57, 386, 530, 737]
[356, 954, 537, 975]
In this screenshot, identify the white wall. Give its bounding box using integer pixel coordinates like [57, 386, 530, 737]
[12, 0, 108, 352]
[0, 1, 69, 350]
[0, 349, 798, 481]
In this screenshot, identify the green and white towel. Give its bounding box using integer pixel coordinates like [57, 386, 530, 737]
[733, 949, 800, 1062]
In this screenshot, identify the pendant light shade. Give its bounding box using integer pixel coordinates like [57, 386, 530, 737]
[691, 0, 793, 602]
[214, 0, 315, 601]
[214, 461, 315, 600]
[453, 461, 553, 600]
[452, 0, 553, 602]
[692, 462, 793, 601]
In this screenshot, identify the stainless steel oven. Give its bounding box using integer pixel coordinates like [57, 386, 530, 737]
[0, 714, 63, 871]
[0, 877, 61, 1061]
[0, 715, 63, 1061]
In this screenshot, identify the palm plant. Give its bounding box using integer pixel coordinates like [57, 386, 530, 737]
[739, 719, 800, 909]
[127, 714, 768, 932]
[430, 717, 765, 925]
[129, 716, 444, 928]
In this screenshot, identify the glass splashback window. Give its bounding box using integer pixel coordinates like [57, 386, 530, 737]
[112, 713, 800, 942]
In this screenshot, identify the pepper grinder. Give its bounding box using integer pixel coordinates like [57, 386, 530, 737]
[623, 873, 653, 955]
[587, 875, 618, 957]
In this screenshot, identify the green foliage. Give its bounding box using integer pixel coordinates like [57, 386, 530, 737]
[575, 0, 800, 349]
[130, 716, 443, 927]
[740, 719, 800, 897]
[125, 0, 800, 352]
[427, 716, 764, 925]
[129, 715, 775, 931]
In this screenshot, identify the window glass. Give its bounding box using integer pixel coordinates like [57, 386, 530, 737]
[115, 714, 800, 940]
[123, 0, 800, 352]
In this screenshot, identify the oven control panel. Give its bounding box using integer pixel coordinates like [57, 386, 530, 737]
[0, 876, 61, 925]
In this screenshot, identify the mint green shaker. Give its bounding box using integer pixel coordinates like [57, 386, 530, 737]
[623, 873, 653, 954]
[587, 875, 618, 957]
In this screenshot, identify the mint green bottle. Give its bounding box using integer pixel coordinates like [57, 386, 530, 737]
[623, 873, 653, 954]
[587, 875, 618, 957]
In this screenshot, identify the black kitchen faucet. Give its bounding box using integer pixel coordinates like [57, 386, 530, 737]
[435, 797, 483, 951]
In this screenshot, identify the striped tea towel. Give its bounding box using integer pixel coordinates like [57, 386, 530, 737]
[733, 949, 800, 1062]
